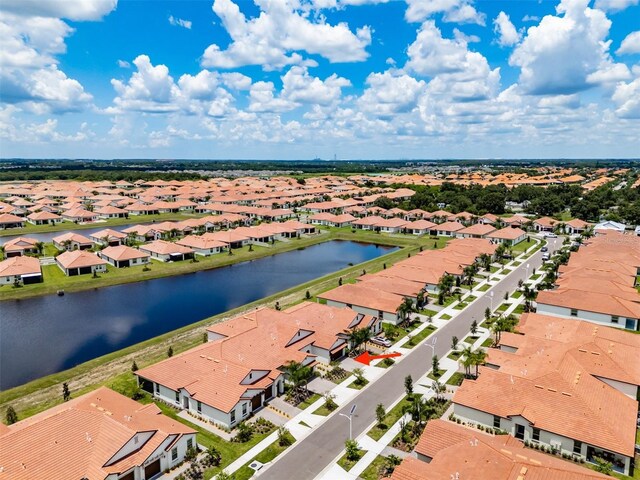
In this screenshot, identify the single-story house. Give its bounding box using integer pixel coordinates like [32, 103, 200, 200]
[0, 213, 25, 229]
[487, 227, 527, 245]
[90, 228, 127, 246]
[99, 245, 150, 268]
[0, 387, 196, 480]
[95, 205, 128, 219]
[456, 223, 496, 239]
[206, 230, 251, 249]
[317, 283, 407, 324]
[56, 250, 107, 276]
[52, 232, 94, 251]
[61, 207, 98, 223]
[176, 235, 227, 256]
[564, 218, 592, 235]
[435, 221, 465, 237]
[533, 216, 560, 232]
[0, 255, 42, 285]
[3, 237, 39, 257]
[139, 240, 195, 262]
[26, 211, 63, 225]
[405, 219, 437, 235]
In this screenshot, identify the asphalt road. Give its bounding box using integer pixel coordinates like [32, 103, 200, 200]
[260, 237, 561, 480]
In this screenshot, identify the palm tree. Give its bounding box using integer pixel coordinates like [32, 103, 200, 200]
[0, 245, 5, 260]
[62, 239, 72, 251]
[495, 243, 507, 264]
[471, 350, 487, 377]
[396, 297, 415, 325]
[437, 273, 454, 299]
[479, 253, 492, 271]
[283, 361, 312, 402]
[35, 241, 44, 256]
[461, 346, 474, 378]
[462, 265, 475, 288]
[416, 290, 427, 309]
[431, 380, 446, 402]
[522, 285, 537, 312]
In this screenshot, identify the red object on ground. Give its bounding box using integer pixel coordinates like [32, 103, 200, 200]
[354, 351, 402, 366]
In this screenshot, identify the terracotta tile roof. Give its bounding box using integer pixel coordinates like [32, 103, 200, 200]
[434, 221, 465, 233]
[318, 283, 405, 313]
[91, 228, 127, 240]
[140, 240, 194, 256]
[453, 362, 637, 456]
[391, 420, 608, 480]
[0, 255, 41, 277]
[176, 235, 227, 250]
[56, 250, 107, 269]
[457, 223, 497, 236]
[101, 245, 150, 262]
[52, 232, 93, 245]
[488, 227, 526, 240]
[0, 387, 194, 480]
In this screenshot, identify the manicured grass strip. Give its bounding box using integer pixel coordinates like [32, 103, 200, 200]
[359, 455, 388, 480]
[477, 284, 490, 292]
[297, 393, 321, 410]
[446, 372, 465, 386]
[463, 335, 478, 344]
[511, 291, 522, 298]
[447, 351, 462, 361]
[427, 369, 446, 380]
[367, 395, 418, 441]
[531, 274, 541, 280]
[337, 449, 366, 472]
[347, 379, 369, 390]
[420, 309, 438, 317]
[440, 313, 452, 320]
[404, 325, 437, 349]
[482, 338, 494, 348]
[312, 403, 336, 417]
[231, 433, 296, 480]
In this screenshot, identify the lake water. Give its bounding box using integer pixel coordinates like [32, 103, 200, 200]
[1, 222, 140, 245]
[0, 240, 397, 389]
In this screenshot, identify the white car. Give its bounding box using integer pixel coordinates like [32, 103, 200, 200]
[371, 336, 392, 347]
[546, 232, 557, 238]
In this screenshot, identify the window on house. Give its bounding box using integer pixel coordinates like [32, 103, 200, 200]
[611, 316, 619, 324]
[242, 403, 247, 416]
[570, 309, 578, 317]
[154, 383, 159, 394]
[187, 438, 193, 450]
[573, 440, 582, 455]
[493, 415, 500, 428]
[230, 410, 236, 423]
[175, 391, 180, 403]
[171, 447, 178, 461]
[197, 401, 202, 413]
[532, 428, 540, 442]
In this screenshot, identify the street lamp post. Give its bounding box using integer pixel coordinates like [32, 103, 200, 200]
[525, 263, 530, 280]
[339, 404, 357, 440]
[489, 291, 494, 312]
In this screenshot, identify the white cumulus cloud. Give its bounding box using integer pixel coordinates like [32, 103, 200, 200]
[510, 0, 630, 95]
[405, 0, 485, 26]
[201, 0, 371, 70]
[617, 31, 640, 55]
[594, 0, 639, 12]
[612, 66, 640, 118]
[493, 11, 520, 47]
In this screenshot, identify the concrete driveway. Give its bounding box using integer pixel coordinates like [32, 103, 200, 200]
[259, 237, 561, 480]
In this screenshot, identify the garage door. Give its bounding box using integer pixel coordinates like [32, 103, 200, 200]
[144, 459, 161, 479]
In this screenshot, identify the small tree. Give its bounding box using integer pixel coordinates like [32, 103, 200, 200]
[203, 332, 208, 343]
[234, 422, 253, 443]
[278, 426, 292, 447]
[323, 391, 338, 411]
[206, 446, 222, 466]
[305, 290, 311, 299]
[131, 360, 138, 372]
[404, 375, 413, 396]
[451, 336, 459, 351]
[470, 320, 478, 336]
[62, 382, 71, 402]
[5, 406, 18, 425]
[353, 367, 366, 386]
[345, 439, 360, 461]
[484, 307, 492, 320]
[431, 380, 446, 402]
[431, 355, 440, 375]
[375, 403, 386, 425]
[167, 345, 174, 357]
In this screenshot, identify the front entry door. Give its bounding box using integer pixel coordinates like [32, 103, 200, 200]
[515, 424, 525, 440]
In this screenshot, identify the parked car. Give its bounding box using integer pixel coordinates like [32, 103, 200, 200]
[542, 253, 550, 261]
[541, 246, 548, 252]
[371, 336, 392, 347]
[546, 232, 557, 238]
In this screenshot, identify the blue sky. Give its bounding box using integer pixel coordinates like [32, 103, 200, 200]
[1, 0, 639, 159]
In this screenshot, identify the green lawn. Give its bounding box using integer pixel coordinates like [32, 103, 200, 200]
[511, 291, 522, 299]
[512, 238, 536, 253]
[420, 308, 438, 317]
[489, 266, 499, 273]
[367, 395, 418, 441]
[511, 261, 521, 267]
[501, 268, 513, 274]
[513, 304, 525, 314]
[531, 273, 541, 280]
[359, 455, 388, 480]
[497, 303, 510, 313]
[404, 325, 437, 349]
[481, 338, 494, 348]
[348, 379, 369, 390]
[337, 449, 366, 472]
[477, 284, 491, 292]
[312, 403, 337, 416]
[427, 369, 446, 380]
[446, 372, 465, 386]
[378, 358, 395, 369]
[463, 335, 479, 344]
[440, 313, 452, 320]
[231, 433, 296, 480]
[447, 351, 462, 361]
[297, 393, 321, 410]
